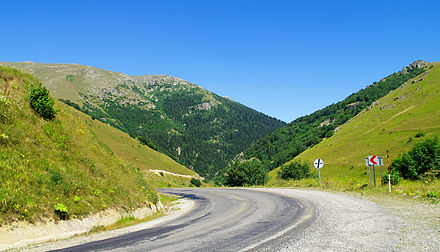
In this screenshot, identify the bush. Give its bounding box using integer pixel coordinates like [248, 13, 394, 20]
[225, 159, 268, 186]
[29, 84, 56, 120]
[54, 203, 69, 220]
[381, 169, 402, 185]
[415, 132, 425, 138]
[391, 137, 440, 180]
[190, 178, 201, 187]
[65, 74, 74, 82]
[278, 160, 311, 180]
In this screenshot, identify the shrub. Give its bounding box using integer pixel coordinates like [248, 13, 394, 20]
[225, 159, 268, 186]
[73, 196, 81, 203]
[278, 160, 311, 180]
[29, 84, 56, 120]
[54, 203, 69, 220]
[190, 178, 201, 187]
[381, 169, 402, 185]
[65, 74, 74, 82]
[391, 137, 440, 180]
[415, 132, 425, 138]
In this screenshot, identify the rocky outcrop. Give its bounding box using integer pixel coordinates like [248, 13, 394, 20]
[400, 60, 429, 74]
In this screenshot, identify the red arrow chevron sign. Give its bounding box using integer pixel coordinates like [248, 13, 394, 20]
[366, 155, 382, 166]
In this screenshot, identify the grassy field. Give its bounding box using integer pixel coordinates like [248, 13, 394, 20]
[268, 63, 440, 198]
[0, 66, 160, 224]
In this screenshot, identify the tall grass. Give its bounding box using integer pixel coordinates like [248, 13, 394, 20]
[0, 67, 158, 224]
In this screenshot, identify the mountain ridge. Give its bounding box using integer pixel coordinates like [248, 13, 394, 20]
[0, 62, 286, 178]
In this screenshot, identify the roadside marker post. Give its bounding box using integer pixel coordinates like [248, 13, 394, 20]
[387, 150, 391, 193]
[313, 159, 324, 186]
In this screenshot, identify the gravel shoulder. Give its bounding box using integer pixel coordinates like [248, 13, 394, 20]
[356, 192, 440, 251]
[253, 188, 439, 251]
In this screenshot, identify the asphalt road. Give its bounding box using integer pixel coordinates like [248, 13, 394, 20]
[51, 188, 309, 252]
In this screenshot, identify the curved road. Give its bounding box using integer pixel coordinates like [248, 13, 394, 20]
[52, 188, 310, 251]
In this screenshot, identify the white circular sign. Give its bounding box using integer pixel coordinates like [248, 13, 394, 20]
[313, 159, 324, 169]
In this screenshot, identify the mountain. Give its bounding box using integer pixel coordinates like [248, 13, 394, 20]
[269, 61, 440, 185]
[0, 62, 286, 178]
[241, 60, 428, 170]
[0, 66, 162, 224]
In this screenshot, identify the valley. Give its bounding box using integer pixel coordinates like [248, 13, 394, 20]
[2, 2, 440, 251]
[1, 61, 439, 251]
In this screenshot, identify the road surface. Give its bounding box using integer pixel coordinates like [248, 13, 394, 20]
[51, 188, 310, 251]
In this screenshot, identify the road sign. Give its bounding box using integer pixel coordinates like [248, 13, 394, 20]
[313, 158, 324, 186]
[365, 155, 384, 188]
[366, 156, 381, 166]
[313, 159, 324, 169]
[377, 157, 384, 166]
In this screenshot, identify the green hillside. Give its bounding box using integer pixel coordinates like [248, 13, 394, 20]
[68, 108, 201, 188]
[0, 66, 163, 224]
[0, 62, 286, 178]
[242, 61, 428, 170]
[269, 62, 440, 190]
[81, 112, 197, 176]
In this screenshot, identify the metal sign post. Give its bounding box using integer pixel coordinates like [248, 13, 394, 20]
[378, 157, 384, 185]
[313, 159, 324, 186]
[373, 164, 376, 187]
[369, 165, 372, 188]
[365, 157, 372, 189]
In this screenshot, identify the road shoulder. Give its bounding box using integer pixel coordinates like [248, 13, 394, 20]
[251, 188, 400, 251]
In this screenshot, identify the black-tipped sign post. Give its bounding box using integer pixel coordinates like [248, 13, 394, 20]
[313, 159, 324, 186]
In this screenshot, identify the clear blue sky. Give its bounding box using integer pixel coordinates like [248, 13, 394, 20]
[1, 0, 439, 122]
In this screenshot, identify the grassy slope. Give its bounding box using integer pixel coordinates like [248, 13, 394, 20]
[269, 63, 440, 192]
[72, 109, 197, 176]
[67, 107, 200, 188]
[0, 67, 159, 224]
[0, 62, 119, 104]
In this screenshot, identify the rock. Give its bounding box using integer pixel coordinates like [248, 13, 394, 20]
[401, 67, 408, 74]
[319, 118, 335, 128]
[346, 102, 360, 109]
[408, 60, 429, 70]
